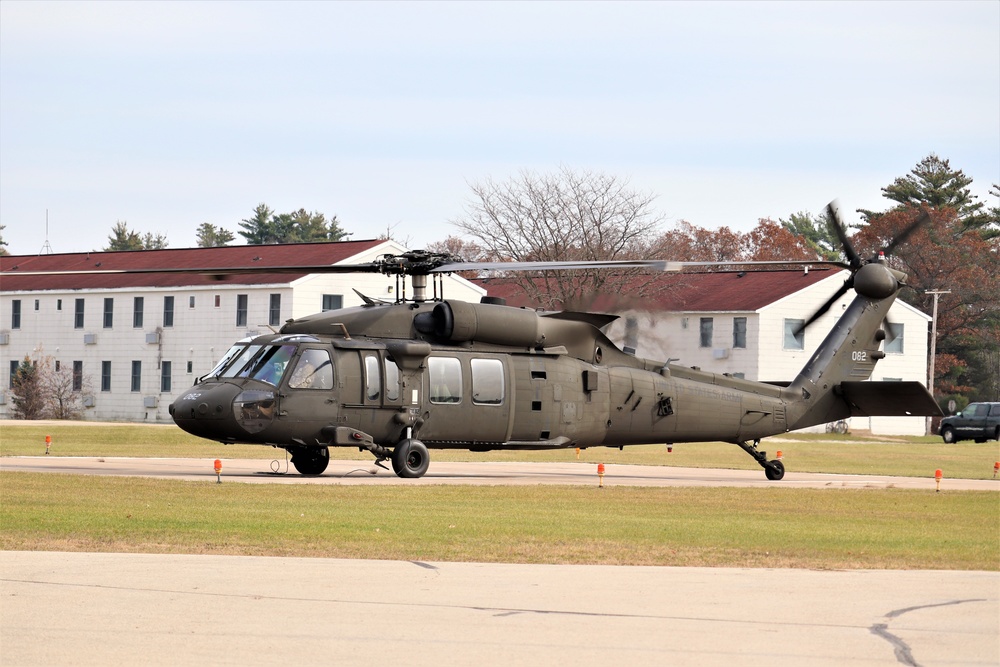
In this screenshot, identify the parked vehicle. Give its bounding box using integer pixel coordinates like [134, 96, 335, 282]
[939, 402, 1000, 443]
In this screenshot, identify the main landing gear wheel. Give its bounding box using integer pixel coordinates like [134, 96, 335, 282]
[289, 445, 330, 476]
[392, 439, 429, 478]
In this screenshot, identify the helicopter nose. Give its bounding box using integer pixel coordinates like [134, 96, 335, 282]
[170, 382, 245, 440]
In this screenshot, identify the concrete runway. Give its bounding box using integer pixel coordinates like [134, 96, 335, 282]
[3, 458, 998, 665]
[1, 551, 997, 667]
[4, 455, 999, 490]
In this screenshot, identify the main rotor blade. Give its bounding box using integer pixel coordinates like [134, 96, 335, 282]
[432, 259, 850, 274]
[1, 263, 385, 278]
[826, 199, 862, 269]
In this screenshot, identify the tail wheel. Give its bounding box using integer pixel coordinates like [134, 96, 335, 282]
[764, 460, 785, 481]
[289, 446, 330, 475]
[392, 439, 430, 478]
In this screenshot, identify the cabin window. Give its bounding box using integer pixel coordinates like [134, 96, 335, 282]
[288, 349, 334, 390]
[699, 317, 713, 348]
[385, 358, 400, 402]
[783, 319, 805, 350]
[428, 357, 462, 404]
[471, 358, 504, 405]
[364, 354, 381, 400]
[884, 322, 904, 354]
[733, 317, 747, 349]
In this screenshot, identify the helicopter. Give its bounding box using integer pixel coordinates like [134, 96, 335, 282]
[6, 201, 942, 480]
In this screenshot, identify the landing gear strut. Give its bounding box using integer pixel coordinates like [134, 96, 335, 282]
[737, 440, 785, 481]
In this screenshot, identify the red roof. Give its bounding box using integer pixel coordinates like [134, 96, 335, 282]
[474, 268, 845, 312]
[0, 240, 386, 291]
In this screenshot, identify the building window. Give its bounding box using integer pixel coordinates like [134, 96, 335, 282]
[131, 361, 142, 392]
[733, 317, 747, 349]
[699, 317, 713, 348]
[784, 319, 805, 350]
[189, 296, 195, 309]
[236, 294, 248, 327]
[55, 360, 60, 372]
[9, 360, 19, 389]
[186, 361, 193, 374]
[884, 322, 904, 354]
[160, 361, 172, 393]
[322, 294, 343, 311]
[74, 299, 85, 329]
[11, 300, 20, 329]
[57, 299, 62, 310]
[269, 294, 281, 326]
[214, 295, 221, 308]
[103, 298, 114, 328]
[163, 296, 174, 327]
[72, 361, 83, 391]
[101, 361, 112, 392]
[133, 297, 144, 328]
[34, 299, 39, 311]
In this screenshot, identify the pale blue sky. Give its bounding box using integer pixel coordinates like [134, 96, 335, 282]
[1, 1, 997, 255]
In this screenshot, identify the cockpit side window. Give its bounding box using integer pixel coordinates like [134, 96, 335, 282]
[288, 349, 334, 390]
[246, 345, 296, 386]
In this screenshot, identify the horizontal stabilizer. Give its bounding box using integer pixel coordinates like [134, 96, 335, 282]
[838, 381, 942, 417]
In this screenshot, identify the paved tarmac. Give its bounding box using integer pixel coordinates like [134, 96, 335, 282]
[3, 458, 997, 665]
[1, 551, 997, 667]
[4, 455, 999, 490]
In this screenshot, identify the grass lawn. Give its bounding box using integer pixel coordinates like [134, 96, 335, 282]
[1, 471, 996, 570]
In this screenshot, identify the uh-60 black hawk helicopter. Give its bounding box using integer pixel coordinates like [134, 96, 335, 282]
[26, 201, 945, 479]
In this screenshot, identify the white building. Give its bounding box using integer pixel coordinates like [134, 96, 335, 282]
[0, 240, 485, 421]
[479, 268, 933, 436]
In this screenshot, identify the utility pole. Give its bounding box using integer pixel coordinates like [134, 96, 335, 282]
[925, 289, 951, 435]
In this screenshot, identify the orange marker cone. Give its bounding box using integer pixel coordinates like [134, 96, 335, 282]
[214, 459, 222, 484]
[45, 435, 51, 455]
[934, 468, 942, 493]
[597, 463, 605, 488]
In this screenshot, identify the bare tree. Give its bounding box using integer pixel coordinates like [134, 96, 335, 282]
[44, 362, 91, 420]
[453, 167, 666, 309]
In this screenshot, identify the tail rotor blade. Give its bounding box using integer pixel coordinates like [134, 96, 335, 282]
[882, 209, 931, 258]
[795, 280, 852, 337]
[826, 199, 862, 269]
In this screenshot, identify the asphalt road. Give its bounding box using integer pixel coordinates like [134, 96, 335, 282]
[2, 457, 997, 666]
[4, 455, 999, 490]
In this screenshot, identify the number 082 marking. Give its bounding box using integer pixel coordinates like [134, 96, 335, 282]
[851, 351, 868, 362]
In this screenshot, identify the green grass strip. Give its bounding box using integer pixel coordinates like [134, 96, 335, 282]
[2, 471, 996, 570]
